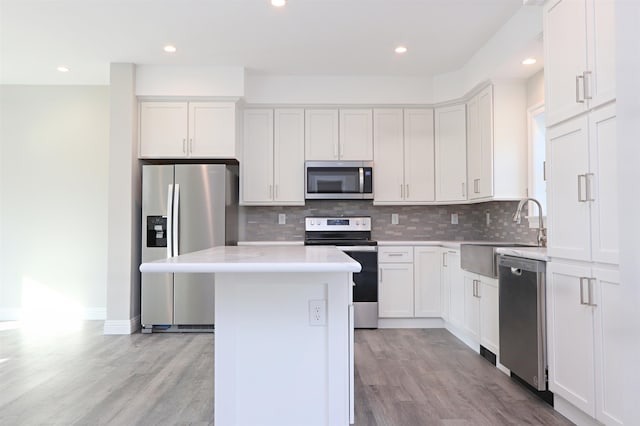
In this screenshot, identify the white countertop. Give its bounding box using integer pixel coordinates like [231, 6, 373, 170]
[140, 245, 362, 273]
[496, 247, 549, 261]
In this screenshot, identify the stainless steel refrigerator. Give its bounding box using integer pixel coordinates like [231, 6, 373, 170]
[141, 163, 238, 333]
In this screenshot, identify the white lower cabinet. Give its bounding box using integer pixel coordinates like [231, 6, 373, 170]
[547, 261, 624, 425]
[456, 271, 499, 355]
[440, 249, 460, 323]
[479, 278, 499, 355]
[378, 246, 443, 319]
[414, 247, 442, 317]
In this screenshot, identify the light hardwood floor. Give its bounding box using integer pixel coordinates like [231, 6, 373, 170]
[0, 322, 572, 425]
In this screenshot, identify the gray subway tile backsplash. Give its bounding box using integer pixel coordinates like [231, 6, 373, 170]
[239, 200, 538, 243]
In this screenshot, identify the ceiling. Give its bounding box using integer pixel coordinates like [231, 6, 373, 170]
[0, 0, 535, 85]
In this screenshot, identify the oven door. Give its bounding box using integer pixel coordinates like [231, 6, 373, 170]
[340, 246, 378, 328]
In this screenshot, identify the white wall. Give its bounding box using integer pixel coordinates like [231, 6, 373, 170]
[135, 65, 245, 97]
[0, 85, 109, 321]
[244, 74, 433, 104]
[526, 69, 544, 108]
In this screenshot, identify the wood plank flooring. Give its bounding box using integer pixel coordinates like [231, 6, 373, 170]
[0, 322, 573, 425]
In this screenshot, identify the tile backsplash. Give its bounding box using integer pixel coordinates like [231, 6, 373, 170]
[239, 200, 538, 243]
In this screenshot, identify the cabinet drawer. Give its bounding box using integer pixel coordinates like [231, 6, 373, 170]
[378, 246, 414, 263]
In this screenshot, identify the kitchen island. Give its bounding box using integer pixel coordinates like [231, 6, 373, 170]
[140, 245, 361, 426]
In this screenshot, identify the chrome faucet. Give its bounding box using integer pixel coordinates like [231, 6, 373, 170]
[513, 198, 547, 247]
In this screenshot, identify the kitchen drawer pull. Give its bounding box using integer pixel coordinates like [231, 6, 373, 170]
[577, 174, 587, 202]
[387, 253, 404, 257]
[579, 277, 588, 305]
[588, 278, 597, 307]
[576, 75, 585, 103]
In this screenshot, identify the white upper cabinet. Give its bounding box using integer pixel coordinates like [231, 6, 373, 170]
[305, 109, 339, 160]
[305, 109, 372, 161]
[544, 0, 615, 126]
[241, 109, 305, 206]
[139, 101, 237, 159]
[339, 109, 373, 161]
[466, 86, 493, 200]
[373, 108, 435, 204]
[139, 102, 189, 158]
[547, 103, 617, 264]
[435, 104, 467, 202]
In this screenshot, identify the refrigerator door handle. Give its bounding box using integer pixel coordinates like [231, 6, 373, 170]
[173, 184, 180, 256]
[166, 184, 174, 258]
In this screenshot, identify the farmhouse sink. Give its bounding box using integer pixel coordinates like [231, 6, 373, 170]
[460, 243, 536, 279]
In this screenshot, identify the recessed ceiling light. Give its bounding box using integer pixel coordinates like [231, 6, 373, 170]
[57, 66, 69, 73]
[164, 45, 177, 53]
[522, 58, 537, 65]
[395, 46, 408, 54]
[271, 0, 286, 7]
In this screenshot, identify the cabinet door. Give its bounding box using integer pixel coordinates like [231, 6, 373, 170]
[404, 109, 435, 202]
[449, 255, 465, 328]
[586, 0, 616, 109]
[589, 103, 618, 264]
[339, 109, 373, 161]
[441, 250, 460, 322]
[463, 274, 480, 342]
[479, 278, 499, 355]
[188, 102, 236, 158]
[466, 95, 481, 198]
[414, 247, 441, 318]
[378, 263, 414, 318]
[547, 115, 591, 261]
[305, 109, 339, 160]
[435, 104, 467, 202]
[592, 267, 624, 426]
[242, 109, 274, 203]
[476, 87, 493, 199]
[274, 109, 305, 205]
[373, 109, 405, 203]
[139, 102, 188, 158]
[544, 0, 589, 126]
[547, 261, 595, 417]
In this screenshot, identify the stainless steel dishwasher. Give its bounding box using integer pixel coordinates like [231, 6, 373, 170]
[498, 255, 547, 391]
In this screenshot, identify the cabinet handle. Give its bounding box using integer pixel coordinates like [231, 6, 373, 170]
[577, 174, 587, 202]
[182, 138, 187, 153]
[442, 252, 448, 267]
[543, 161, 547, 181]
[585, 173, 595, 202]
[579, 277, 588, 305]
[588, 278, 597, 307]
[189, 138, 193, 154]
[406, 184, 410, 199]
[583, 71, 592, 100]
[474, 178, 480, 194]
[575, 75, 585, 103]
[476, 280, 481, 298]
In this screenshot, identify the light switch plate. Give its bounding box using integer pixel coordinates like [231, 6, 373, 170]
[278, 213, 286, 225]
[451, 213, 458, 225]
[391, 213, 399, 225]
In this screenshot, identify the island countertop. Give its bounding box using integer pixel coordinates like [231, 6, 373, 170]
[139, 245, 362, 274]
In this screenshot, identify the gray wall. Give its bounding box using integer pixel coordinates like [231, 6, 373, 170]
[240, 200, 538, 243]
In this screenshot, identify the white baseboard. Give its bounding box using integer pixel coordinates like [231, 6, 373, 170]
[0, 307, 106, 321]
[554, 396, 600, 426]
[378, 317, 444, 329]
[103, 315, 141, 335]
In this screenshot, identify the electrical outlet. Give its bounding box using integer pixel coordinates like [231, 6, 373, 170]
[391, 213, 399, 225]
[309, 300, 326, 326]
[451, 213, 458, 225]
[278, 213, 286, 225]
[486, 212, 491, 225]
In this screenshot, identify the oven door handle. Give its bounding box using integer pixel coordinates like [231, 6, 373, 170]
[338, 246, 378, 252]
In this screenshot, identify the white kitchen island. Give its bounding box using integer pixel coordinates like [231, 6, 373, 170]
[140, 245, 361, 426]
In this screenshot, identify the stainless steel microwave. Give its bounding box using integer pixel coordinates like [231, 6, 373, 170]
[305, 161, 373, 199]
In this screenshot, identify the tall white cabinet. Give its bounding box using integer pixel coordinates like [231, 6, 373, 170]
[373, 108, 435, 204]
[434, 104, 467, 202]
[241, 109, 305, 205]
[544, 1, 620, 424]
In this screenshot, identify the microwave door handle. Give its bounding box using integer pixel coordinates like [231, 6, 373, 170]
[359, 168, 364, 193]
